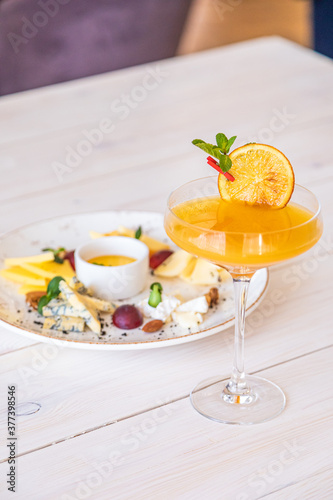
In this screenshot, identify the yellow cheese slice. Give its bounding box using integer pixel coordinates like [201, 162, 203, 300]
[0, 267, 46, 286]
[89, 230, 119, 239]
[117, 226, 135, 237]
[20, 260, 75, 280]
[4, 252, 54, 267]
[140, 235, 169, 255]
[18, 284, 47, 295]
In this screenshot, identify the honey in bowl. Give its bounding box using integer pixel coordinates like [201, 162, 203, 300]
[87, 255, 136, 267]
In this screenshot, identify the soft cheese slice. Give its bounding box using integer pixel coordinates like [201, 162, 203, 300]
[0, 267, 46, 286]
[138, 295, 181, 322]
[154, 250, 193, 277]
[172, 311, 203, 331]
[20, 260, 75, 280]
[4, 252, 54, 267]
[181, 258, 222, 285]
[59, 281, 101, 333]
[43, 315, 85, 332]
[177, 296, 209, 314]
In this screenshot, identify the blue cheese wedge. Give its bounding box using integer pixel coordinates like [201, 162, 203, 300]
[59, 281, 101, 333]
[68, 277, 93, 296]
[80, 294, 116, 313]
[68, 277, 116, 312]
[43, 316, 85, 332]
[42, 298, 88, 318]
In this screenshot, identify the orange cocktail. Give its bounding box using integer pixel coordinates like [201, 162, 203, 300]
[165, 136, 323, 425]
[166, 191, 322, 276]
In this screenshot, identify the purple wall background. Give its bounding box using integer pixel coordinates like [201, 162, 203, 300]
[0, 0, 193, 95]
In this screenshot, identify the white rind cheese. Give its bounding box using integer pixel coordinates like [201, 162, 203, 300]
[177, 296, 209, 314]
[172, 311, 203, 331]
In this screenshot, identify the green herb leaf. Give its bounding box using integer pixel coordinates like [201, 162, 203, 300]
[226, 136, 237, 153]
[216, 133, 228, 152]
[135, 226, 142, 239]
[38, 276, 65, 315]
[47, 276, 64, 296]
[42, 247, 66, 264]
[37, 295, 49, 316]
[192, 133, 237, 178]
[148, 282, 163, 308]
[92, 262, 106, 266]
[219, 155, 232, 172]
[192, 140, 219, 159]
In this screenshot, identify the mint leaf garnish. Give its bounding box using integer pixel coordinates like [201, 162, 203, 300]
[192, 133, 237, 173]
[38, 276, 64, 315]
[37, 295, 49, 316]
[226, 136, 237, 152]
[135, 226, 142, 239]
[219, 155, 232, 171]
[216, 133, 228, 152]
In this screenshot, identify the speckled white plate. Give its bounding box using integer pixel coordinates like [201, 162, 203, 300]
[0, 211, 268, 350]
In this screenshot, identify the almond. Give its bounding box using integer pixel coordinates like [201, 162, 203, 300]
[142, 320, 164, 333]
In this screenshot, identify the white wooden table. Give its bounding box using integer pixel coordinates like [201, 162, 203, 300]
[0, 37, 333, 499]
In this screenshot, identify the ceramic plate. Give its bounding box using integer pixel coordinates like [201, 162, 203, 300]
[0, 211, 268, 350]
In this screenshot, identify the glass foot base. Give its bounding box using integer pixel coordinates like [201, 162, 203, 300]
[190, 375, 286, 425]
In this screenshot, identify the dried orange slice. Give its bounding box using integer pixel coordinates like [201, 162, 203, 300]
[218, 144, 295, 209]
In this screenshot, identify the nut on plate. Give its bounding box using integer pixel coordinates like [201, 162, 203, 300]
[142, 319, 164, 333]
[205, 287, 219, 308]
[26, 291, 46, 310]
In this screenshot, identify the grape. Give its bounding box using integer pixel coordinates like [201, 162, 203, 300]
[149, 250, 174, 269]
[64, 250, 75, 271]
[113, 305, 143, 330]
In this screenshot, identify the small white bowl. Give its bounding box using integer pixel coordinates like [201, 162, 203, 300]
[75, 236, 149, 300]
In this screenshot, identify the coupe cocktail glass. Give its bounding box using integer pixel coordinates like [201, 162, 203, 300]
[165, 176, 323, 424]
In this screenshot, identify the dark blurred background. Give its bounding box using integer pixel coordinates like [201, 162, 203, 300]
[0, 0, 331, 96]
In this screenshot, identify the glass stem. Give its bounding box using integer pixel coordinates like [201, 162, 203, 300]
[226, 277, 251, 396]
